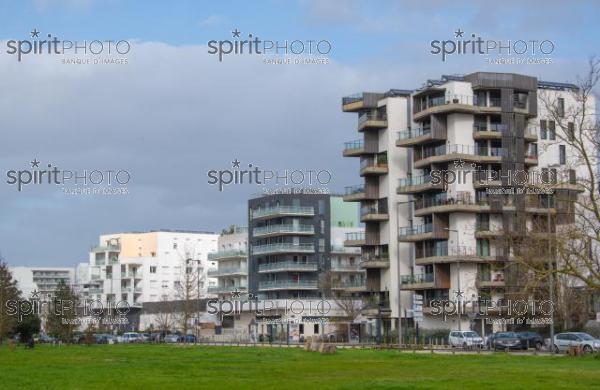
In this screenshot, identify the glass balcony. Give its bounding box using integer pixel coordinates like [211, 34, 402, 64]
[398, 175, 432, 188]
[258, 261, 318, 272]
[398, 224, 433, 237]
[342, 93, 363, 106]
[251, 206, 315, 219]
[258, 279, 318, 290]
[253, 224, 314, 237]
[92, 244, 121, 253]
[207, 266, 248, 277]
[400, 273, 434, 285]
[397, 126, 432, 141]
[208, 285, 248, 293]
[252, 243, 315, 255]
[343, 139, 364, 156]
[208, 249, 247, 261]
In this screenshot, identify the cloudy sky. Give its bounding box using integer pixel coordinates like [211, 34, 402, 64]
[0, 0, 598, 267]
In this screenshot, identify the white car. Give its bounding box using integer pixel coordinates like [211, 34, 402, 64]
[449, 330, 484, 349]
[118, 332, 141, 343]
[553, 332, 600, 353]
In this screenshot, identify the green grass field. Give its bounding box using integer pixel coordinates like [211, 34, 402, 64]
[0, 344, 599, 389]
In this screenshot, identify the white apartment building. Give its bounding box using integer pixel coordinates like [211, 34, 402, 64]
[86, 230, 218, 308]
[342, 72, 596, 336]
[10, 266, 75, 299]
[208, 226, 249, 296]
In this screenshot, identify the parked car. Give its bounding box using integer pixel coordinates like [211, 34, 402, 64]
[164, 334, 182, 343]
[38, 334, 56, 344]
[448, 331, 484, 349]
[493, 332, 526, 350]
[553, 332, 600, 353]
[118, 332, 141, 343]
[182, 334, 197, 343]
[139, 333, 151, 342]
[72, 333, 85, 344]
[517, 331, 544, 350]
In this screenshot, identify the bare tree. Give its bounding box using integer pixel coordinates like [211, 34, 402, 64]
[154, 294, 175, 339]
[523, 58, 600, 290]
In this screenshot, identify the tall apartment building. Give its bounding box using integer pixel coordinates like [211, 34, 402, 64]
[208, 226, 249, 295]
[342, 72, 595, 335]
[247, 194, 361, 300]
[10, 266, 75, 298]
[87, 230, 218, 309]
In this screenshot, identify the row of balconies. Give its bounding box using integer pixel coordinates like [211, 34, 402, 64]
[250, 206, 315, 220]
[207, 265, 248, 277]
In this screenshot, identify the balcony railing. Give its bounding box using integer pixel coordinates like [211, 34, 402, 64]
[342, 93, 363, 105]
[474, 123, 508, 132]
[330, 245, 361, 254]
[398, 224, 433, 237]
[398, 175, 432, 187]
[333, 279, 365, 289]
[208, 249, 247, 261]
[251, 206, 315, 219]
[258, 261, 318, 272]
[207, 266, 248, 276]
[252, 243, 315, 255]
[400, 273, 434, 285]
[358, 112, 387, 124]
[92, 244, 121, 253]
[208, 284, 248, 293]
[331, 263, 362, 271]
[360, 205, 387, 217]
[397, 126, 431, 140]
[258, 279, 318, 290]
[415, 192, 483, 210]
[343, 139, 363, 153]
[344, 184, 364, 195]
[345, 232, 365, 241]
[253, 224, 314, 236]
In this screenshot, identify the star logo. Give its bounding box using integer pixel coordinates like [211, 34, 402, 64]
[30, 289, 40, 299]
[231, 288, 241, 298]
[31, 158, 40, 168]
[454, 289, 464, 299]
[454, 28, 464, 38]
[232, 159, 241, 168]
[453, 159, 465, 169]
[232, 29, 241, 38]
[31, 29, 40, 38]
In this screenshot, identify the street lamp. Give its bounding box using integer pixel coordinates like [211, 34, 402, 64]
[444, 228, 461, 331]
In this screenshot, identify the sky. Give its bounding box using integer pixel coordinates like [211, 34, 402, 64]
[0, 0, 599, 267]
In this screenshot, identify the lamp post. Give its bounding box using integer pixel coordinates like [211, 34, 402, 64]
[444, 228, 461, 331]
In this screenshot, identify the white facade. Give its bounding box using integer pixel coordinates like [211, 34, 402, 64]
[209, 226, 249, 295]
[87, 230, 219, 308]
[10, 266, 75, 298]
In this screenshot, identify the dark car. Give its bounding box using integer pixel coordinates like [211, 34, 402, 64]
[517, 331, 544, 350]
[183, 334, 197, 343]
[38, 334, 56, 344]
[493, 332, 527, 350]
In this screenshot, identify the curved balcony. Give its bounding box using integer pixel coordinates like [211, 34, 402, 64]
[360, 157, 388, 176]
[251, 206, 315, 220]
[252, 224, 315, 238]
[399, 273, 435, 290]
[414, 144, 504, 169]
[252, 243, 315, 255]
[397, 175, 443, 194]
[358, 112, 387, 131]
[343, 184, 366, 202]
[472, 123, 508, 140]
[415, 245, 499, 266]
[258, 279, 318, 291]
[414, 192, 489, 216]
[258, 261, 318, 273]
[398, 224, 449, 242]
[344, 231, 366, 247]
[208, 249, 247, 261]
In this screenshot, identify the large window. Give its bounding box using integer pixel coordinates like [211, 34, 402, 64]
[540, 120, 547, 140]
[559, 145, 566, 165]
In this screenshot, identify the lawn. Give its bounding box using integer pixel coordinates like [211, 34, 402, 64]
[0, 344, 599, 389]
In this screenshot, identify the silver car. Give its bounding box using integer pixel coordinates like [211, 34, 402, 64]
[553, 332, 600, 353]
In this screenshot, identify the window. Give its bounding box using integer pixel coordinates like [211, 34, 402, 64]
[559, 145, 566, 165]
[299, 324, 304, 334]
[567, 122, 575, 141]
[150, 266, 157, 274]
[557, 97, 565, 117]
[540, 120, 547, 140]
[173, 242, 178, 249]
[314, 324, 319, 334]
[548, 121, 556, 140]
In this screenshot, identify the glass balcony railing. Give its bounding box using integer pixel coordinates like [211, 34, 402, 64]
[92, 244, 121, 253]
[398, 224, 433, 237]
[333, 279, 365, 288]
[258, 279, 318, 290]
[397, 126, 432, 140]
[252, 243, 315, 255]
[344, 184, 364, 195]
[345, 232, 365, 241]
[251, 206, 315, 219]
[253, 224, 314, 236]
[258, 261, 318, 272]
[208, 284, 248, 293]
[207, 266, 248, 276]
[342, 93, 363, 105]
[330, 245, 361, 254]
[400, 273, 434, 285]
[343, 139, 363, 152]
[358, 112, 387, 124]
[398, 175, 432, 187]
[208, 249, 247, 261]
[474, 123, 508, 132]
